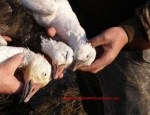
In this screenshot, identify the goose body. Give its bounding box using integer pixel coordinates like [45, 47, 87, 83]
[0, 36, 52, 102]
[20, 0, 96, 70]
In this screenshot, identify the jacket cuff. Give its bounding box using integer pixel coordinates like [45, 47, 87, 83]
[120, 16, 147, 42]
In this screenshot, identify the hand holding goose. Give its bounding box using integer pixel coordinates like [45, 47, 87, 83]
[0, 36, 52, 102]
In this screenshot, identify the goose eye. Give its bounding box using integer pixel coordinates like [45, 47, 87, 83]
[43, 73, 47, 76]
[86, 55, 89, 58]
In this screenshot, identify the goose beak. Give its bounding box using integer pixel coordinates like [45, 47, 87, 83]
[72, 59, 84, 71]
[22, 80, 42, 103]
[53, 64, 66, 79]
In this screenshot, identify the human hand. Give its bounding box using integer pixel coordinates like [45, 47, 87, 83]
[2, 35, 12, 42]
[0, 53, 24, 94]
[78, 26, 128, 73]
[0, 36, 24, 94]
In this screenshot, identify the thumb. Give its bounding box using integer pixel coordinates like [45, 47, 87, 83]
[88, 34, 106, 48]
[2, 36, 12, 42]
[4, 53, 24, 73]
[47, 27, 56, 38]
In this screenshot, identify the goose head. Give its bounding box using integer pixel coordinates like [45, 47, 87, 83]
[72, 40, 96, 71]
[41, 36, 73, 79]
[22, 51, 52, 102]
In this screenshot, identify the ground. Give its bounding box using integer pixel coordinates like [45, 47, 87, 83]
[0, 71, 87, 115]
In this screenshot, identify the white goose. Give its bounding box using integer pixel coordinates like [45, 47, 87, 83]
[41, 36, 73, 79]
[0, 35, 52, 102]
[20, 0, 96, 71]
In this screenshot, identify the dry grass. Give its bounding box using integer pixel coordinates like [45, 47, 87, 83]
[0, 71, 87, 115]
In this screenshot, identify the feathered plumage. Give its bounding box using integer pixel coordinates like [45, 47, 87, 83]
[20, 0, 96, 71]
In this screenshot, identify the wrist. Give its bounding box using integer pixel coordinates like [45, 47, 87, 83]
[114, 26, 129, 45]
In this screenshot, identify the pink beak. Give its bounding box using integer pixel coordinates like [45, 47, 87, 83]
[53, 64, 66, 79]
[22, 80, 42, 103]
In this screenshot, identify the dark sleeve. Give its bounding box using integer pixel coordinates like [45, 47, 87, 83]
[120, 1, 150, 42]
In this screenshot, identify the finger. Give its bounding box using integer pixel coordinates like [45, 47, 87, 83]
[57, 68, 64, 79]
[10, 77, 24, 94]
[78, 51, 114, 73]
[1, 75, 24, 94]
[4, 53, 24, 74]
[88, 34, 106, 48]
[2, 36, 12, 42]
[47, 27, 56, 38]
[78, 62, 102, 73]
[58, 73, 64, 79]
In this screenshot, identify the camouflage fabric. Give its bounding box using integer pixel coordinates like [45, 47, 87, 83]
[77, 50, 150, 115]
[135, 0, 150, 42]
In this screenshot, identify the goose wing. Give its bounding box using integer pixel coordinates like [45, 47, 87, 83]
[20, 0, 58, 15]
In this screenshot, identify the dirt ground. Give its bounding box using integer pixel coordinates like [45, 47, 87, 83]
[0, 71, 87, 115]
